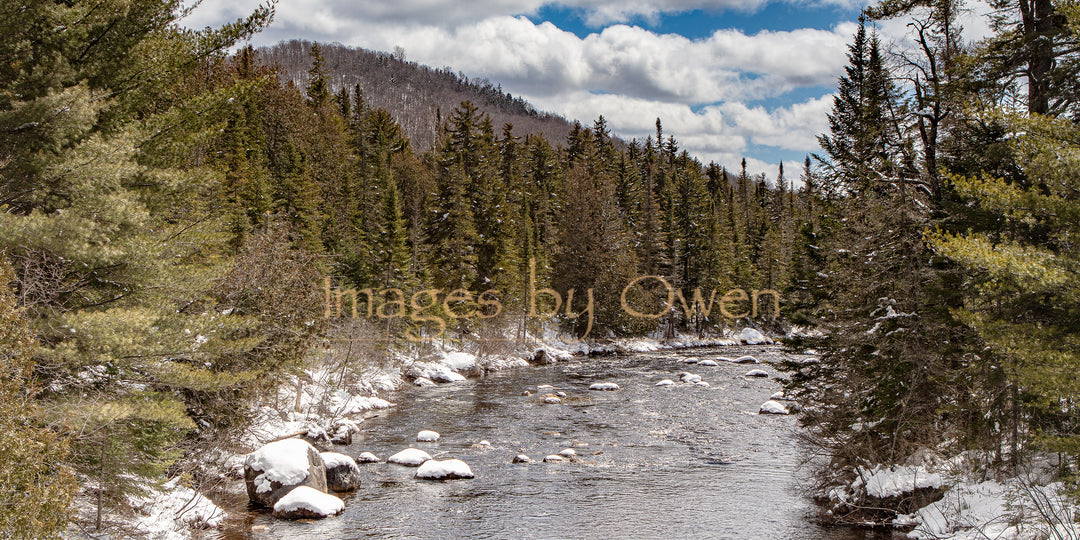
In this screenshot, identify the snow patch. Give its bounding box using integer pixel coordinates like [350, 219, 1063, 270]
[852, 465, 942, 499]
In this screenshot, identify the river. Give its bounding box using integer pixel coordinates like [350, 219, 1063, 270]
[212, 345, 896, 539]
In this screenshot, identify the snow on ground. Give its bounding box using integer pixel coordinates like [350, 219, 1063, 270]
[852, 465, 942, 499]
[898, 479, 1079, 539]
[272, 486, 344, 518]
[122, 478, 227, 540]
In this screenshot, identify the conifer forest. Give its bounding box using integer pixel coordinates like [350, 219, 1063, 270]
[2, 0, 1080, 538]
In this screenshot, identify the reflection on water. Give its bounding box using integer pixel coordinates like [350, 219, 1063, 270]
[211, 346, 901, 540]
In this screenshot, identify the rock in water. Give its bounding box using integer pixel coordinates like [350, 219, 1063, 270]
[355, 451, 380, 463]
[679, 372, 701, 383]
[733, 355, 759, 364]
[512, 454, 532, 463]
[589, 382, 619, 391]
[759, 400, 790, 415]
[698, 359, 719, 367]
[558, 448, 577, 458]
[244, 439, 327, 508]
[542, 394, 562, 404]
[655, 379, 675, 387]
[319, 452, 362, 492]
[745, 369, 769, 378]
[415, 459, 475, 480]
[387, 448, 433, 466]
[271, 486, 344, 520]
[414, 377, 436, 387]
[543, 454, 566, 463]
[417, 430, 440, 442]
[533, 349, 554, 365]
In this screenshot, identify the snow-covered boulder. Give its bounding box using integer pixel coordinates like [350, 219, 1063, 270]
[853, 465, 942, 499]
[682, 357, 699, 364]
[244, 438, 327, 507]
[513, 454, 532, 463]
[759, 400, 790, 415]
[271, 486, 344, 520]
[320, 452, 361, 492]
[543, 454, 566, 463]
[532, 349, 555, 365]
[414, 377, 436, 387]
[698, 359, 719, 367]
[415, 459, 475, 480]
[655, 379, 675, 387]
[417, 430, 440, 442]
[770, 391, 786, 400]
[542, 395, 562, 404]
[387, 448, 432, 466]
[694, 380, 711, 388]
[738, 327, 773, 345]
[744, 369, 769, 378]
[589, 382, 619, 391]
[355, 451, 380, 463]
[558, 448, 577, 458]
[679, 372, 701, 383]
[732, 355, 759, 364]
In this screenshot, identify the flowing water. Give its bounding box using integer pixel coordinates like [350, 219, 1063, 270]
[212, 346, 897, 540]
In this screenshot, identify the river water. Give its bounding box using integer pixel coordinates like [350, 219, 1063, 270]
[213, 345, 894, 540]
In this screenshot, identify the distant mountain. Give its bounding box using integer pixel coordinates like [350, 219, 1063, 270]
[259, 40, 579, 151]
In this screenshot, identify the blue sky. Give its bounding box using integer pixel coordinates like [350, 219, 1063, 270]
[184, 1, 885, 177]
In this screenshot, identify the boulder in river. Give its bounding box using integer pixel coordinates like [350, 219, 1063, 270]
[513, 454, 532, 464]
[244, 438, 328, 508]
[679, 372, 701, 383]
[655, 379, 675, 387]
[542, 394, 562, 404]
[698, 359, 719, 367]
[759, 400, 790, 415]
[533, 349, 555, 365]
[387, 448, 432, 466]
[589, 382, 619, 391]
[733, 355, 759, 364]
[415, 459, 475, 480]
[558, 448, 577, 458]
[417, 430, 440, 442]
[543, 454, 566, 463]
[355, 451, 381, 463]
[745, 369, 769, 378]
[271, 486, 344, 520]
[738, 328, 773, 345]
[320, 452, 362, 492]
[414, 377, 436, 387]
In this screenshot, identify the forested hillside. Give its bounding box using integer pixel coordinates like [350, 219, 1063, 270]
[260, 40, 580, 151]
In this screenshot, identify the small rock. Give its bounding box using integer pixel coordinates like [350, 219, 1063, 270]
[698, 359, 719, 367]
[414, 377, 437, 387]
[543, 454, 566, 463]
[759, 400, 790, 415]
[537, 384, 555, 390]
[417, 430, 440, 442]
[271, 486, 344, 520]
[655, 379, 675, 386]
[770, 391, 786, 400]
[694, 380, 711, 388]
[558, 448, 577, 457]
[745, 369, 768, 378]
[541, 431, 562, 437]
[679, 372, 701, 383]
[571, 441, 589, 447]
[415, 459, 475, 480]
[542, 395, 562, 404]
[556, 391, 568, 398]
[513, 454, 532, 463]
[589, 382, 619, 391]
[682, 358, 699, 364]
[387, 448, 432, 466]
[355, 452, 380, 463]
[733, 355, 759, 364]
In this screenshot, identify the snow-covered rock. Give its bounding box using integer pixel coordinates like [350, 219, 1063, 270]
[655, 379, 675, 387]
[355, 451, 380, 463]
[128, 478, 227, 538]
[770, 391, 786, 400]
[694, 380, 711, 388]
[415, 459, 475, 480]
[558, 448, 576, 458]
[244, 438, 327, 507]
[537, 384, 555, 390]
[732, 355, 759, 364]
[682, 357, 699, 364]
[543, 454, 566, 463]
[738, 328, 773, 345]
[542, 395, 562, 404]
[589, 382, 619, 391]
[417, 430, 440, 442]
[271, 486, 344, 520]
[532, 349, 555, 365]
[513, 454, 532, 463]
[679, 372, 701, 383]
[387, 448, 432, 466]
[852, 465, 942, 499]
[414, 377, 436, 387]
[319, 452, 361, 492]
[759, 400, 790, 415]
[442, 351, 477, 372]
[697, 359, 719, 367]
[744, 369, 769, 378]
